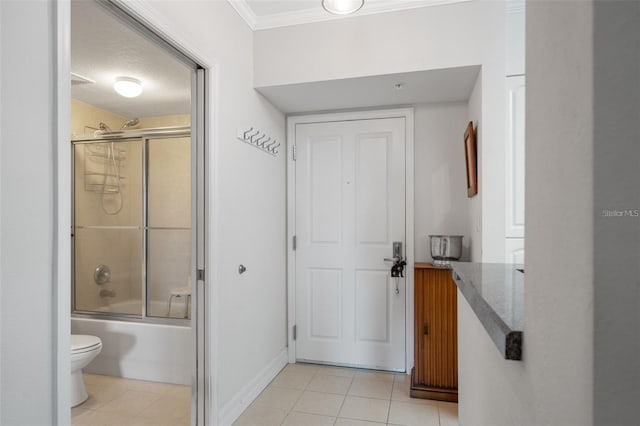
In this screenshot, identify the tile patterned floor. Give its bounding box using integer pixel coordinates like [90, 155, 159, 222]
[71, 374, 191, 426]
[71, 365, 458, 426]
[234, 364, 459, 426]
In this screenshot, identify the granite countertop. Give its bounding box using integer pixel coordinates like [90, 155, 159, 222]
[450, 262, 524, 361]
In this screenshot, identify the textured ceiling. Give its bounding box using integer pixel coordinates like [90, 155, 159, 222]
[71, 1, 192, 119]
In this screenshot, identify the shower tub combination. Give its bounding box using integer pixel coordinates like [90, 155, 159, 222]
[71, 126, 192, 385]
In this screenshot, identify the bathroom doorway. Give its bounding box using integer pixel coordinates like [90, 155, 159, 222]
[69, 1, 207, 424]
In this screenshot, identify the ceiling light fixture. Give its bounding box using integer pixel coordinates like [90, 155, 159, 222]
[113, 76, 143, 98]
[322, 0, 364, 15]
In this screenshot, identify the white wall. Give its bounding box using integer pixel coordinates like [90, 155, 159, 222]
[413, 102, 471, 262]
[524, 1, 594, 422]
[458, 1, 595, 424]
[1, 0, 287, 424]
[505, 1, 525, 77]
[0, 1, 57, 424]
[255, 2, 497, 88]
[457, 291, 533, 425]
[466, 73, 482, 261]
[254, 0, 507, 262]
[125, 0, 288, 421]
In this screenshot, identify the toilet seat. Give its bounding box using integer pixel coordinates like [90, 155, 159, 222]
[71, 335, 102, 354]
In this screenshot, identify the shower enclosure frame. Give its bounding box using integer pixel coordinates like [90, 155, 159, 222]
[71, 126, 192, 326]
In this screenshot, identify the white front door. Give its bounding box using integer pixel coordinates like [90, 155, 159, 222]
[294, 117, 406, 371]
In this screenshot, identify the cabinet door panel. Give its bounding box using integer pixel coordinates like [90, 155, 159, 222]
[422, 271, 457, 389]
[413, 266, 458, 397]
[506, 76, 526, 238]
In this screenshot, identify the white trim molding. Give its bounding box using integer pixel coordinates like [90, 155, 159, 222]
[226, 0, 257, 30]
[54, 0, 72, 423]
[228, 0, 472, 31]
[286, 108, 415, 373]
[218, 349, 288, 426]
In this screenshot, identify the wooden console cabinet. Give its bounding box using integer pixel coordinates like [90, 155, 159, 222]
[411, 263, 458, 402]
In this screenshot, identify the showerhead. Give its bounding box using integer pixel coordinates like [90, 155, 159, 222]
[121, 118, 140, 129]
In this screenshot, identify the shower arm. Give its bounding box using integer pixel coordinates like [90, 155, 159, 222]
[121, 118, 140, 130]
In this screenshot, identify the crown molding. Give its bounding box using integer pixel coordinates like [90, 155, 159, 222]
[228, 0, 257, 30]
[228, 0, 473, 31]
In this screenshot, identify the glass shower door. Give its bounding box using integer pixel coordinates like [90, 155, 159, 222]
[73, 140, 144, 316]
[146, 137, 192, 318]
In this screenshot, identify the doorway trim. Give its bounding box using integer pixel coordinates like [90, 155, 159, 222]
[54, 1, 72, 424]
[55, 1, 215, 424]
[286, 108, 415, 373]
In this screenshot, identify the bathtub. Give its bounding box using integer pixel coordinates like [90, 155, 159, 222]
[71, 300, 192, 385]
[94, 299, 191, 318]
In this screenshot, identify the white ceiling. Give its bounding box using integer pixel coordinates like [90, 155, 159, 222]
[233, 0, 471, 30]
[244, 0, 480, 112]
[71, 1, 192, 119]
[246, 0, 319, 16]
[70, 1, 475, 119]
[256, 65, 480, 114]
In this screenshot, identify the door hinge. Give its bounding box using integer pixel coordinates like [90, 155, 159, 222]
[293, 235, 297, 250]
[293, 325, 297, 341]
[197, 269, 205, 281]
[292, 145, 297, 161]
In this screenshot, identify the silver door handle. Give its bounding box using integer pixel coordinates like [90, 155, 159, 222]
[384, 257, 400, 263]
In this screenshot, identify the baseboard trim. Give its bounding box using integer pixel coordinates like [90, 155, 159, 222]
[410, 367, 459, 402]
[218, 348, 288, 426]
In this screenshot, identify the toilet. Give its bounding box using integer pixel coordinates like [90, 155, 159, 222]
[70, 334, 102, 407]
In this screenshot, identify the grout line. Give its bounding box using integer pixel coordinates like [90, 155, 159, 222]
[385, 374, 394, 424]
[278, 363, 318, 425]
[76, 375, 191, 426]
[331, 366, 353, 423]
[278, 364, 427, 426]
